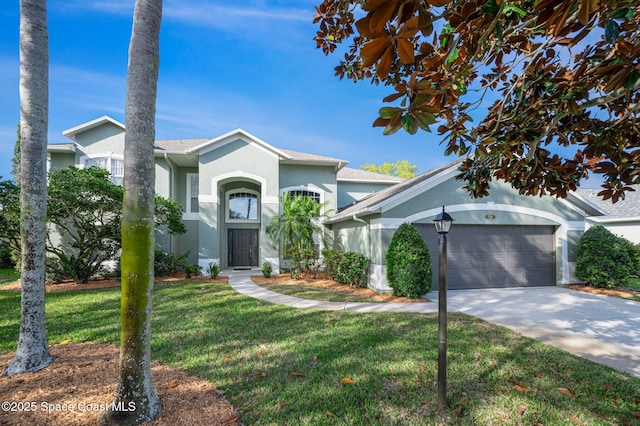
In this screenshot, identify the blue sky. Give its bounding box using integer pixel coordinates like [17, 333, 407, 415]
[0, 1, 604, 189]
[0, 0, 460, 181]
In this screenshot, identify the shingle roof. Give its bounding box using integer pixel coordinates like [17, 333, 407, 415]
[576, 186, 640, 218]
[337, 167, 404, 182]
[329, 159, 462, 222]
[155, 139, 209, 151]
[278, 148, 347, 164]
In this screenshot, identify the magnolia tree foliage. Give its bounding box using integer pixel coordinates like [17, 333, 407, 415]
[314, 0, 640, 202]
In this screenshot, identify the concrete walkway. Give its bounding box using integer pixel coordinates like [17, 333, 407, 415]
[227, 270, 640, 377]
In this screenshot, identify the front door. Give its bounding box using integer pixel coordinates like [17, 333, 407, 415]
[228, 229, 259, 268]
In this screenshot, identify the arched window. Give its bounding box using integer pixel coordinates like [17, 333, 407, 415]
[227, 190, 260, 222]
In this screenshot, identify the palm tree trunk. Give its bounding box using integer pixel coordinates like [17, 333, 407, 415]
[4, 0, 54, 377]
[104, 0, 163, 424]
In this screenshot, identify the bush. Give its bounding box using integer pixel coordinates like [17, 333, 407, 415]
[207, 262, 220, 279]
[386, 223, 432, 298]
[45, 253, 104, 284]
[323, 249, 370, 287]
[0, 240, 14, 269]
[322, 248, 341, 280]
[184, 263, 202, 279]
[262, 261, 273, 278]
[576, 226, 634, 288]
[620, 238, 640, 276]
[154, 250, 187, 276]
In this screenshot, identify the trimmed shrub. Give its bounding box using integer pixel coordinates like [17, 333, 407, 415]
[620, 238, 640, 276]
[386, 223, 432, 298]
[322, 249, 370, 287]
[576, 226, 634, 288]
[335, 252, 370, 287]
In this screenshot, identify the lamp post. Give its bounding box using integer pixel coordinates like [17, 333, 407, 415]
[433, 206, 453, 411]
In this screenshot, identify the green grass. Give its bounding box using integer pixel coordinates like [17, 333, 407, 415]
[0, 268, 19, 288]
[1, 281, 639, 425]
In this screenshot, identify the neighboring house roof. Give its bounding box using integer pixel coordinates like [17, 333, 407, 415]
[337, 167, 404, 183]
[577, 186, 640, 220]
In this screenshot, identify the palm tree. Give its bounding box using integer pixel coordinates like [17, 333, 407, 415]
[266, 192, 330, 269]
[104, 0, 162, 424]
[5, 0, 54, 376]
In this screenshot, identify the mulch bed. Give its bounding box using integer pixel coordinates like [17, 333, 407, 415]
[251, 271, 430, 303]
[565, 283, 640, 300]
[0, 343, 240, 426]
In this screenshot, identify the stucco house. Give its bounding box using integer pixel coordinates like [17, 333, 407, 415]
[49, 116, 614, 293]
[47, 116, 402, 274]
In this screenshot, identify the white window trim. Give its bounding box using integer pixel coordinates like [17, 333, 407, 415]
[226, 188, 261, 223]
[78, 152, 124, 185]
[183, 173, 199, 221]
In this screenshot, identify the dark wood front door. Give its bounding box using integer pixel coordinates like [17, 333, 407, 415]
[228, 229, 259, 268]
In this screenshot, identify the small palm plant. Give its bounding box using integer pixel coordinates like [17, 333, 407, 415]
[266, 193, 331, 276]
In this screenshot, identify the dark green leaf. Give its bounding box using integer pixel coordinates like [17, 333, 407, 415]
[379, 107, 403, 119]
[605, 20, 620, 43]
[623, 69, 640, 90]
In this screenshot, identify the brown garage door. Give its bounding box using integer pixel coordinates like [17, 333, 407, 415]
[413, 224, 556, 290]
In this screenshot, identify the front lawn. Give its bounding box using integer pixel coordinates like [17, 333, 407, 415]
[1, 282, 639, 424]
[0, 268, 19, 288]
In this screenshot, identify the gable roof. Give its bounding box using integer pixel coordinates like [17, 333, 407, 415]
[577, 186, 640, 218]
[328, 159, 606, 224]
[328, 160, 461, 223]
[62, 116, 125, 141]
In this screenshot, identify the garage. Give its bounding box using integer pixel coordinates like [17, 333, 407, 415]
[414, 224, 556, 290]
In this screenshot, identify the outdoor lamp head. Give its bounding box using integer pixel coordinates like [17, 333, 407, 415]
[433, 206, 453, 234]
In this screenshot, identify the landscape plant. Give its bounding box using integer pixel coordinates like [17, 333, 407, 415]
[0, 167, 186, 284]
[261, 261, 272, 278]
[575, 225, 634, 288]
[386, 223, 432, 298]
[323, 249, 370, 287]
[266, 192, 329, 261]
[207, 262, 220, 279]
[153, 250, 187, 277]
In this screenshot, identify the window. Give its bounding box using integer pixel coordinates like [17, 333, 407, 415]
[227, 191, 259, 221]
[287, 189, 321, 203]
[82, 155, 124, 185]
[186, 173, 199, 214]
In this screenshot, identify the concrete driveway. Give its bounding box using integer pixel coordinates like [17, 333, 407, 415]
[228, 271, 640, 377]
[429, 287, 640, 377]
